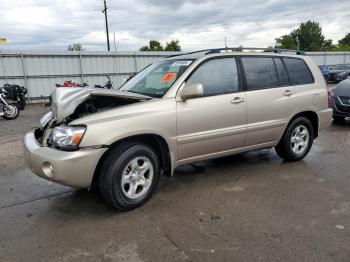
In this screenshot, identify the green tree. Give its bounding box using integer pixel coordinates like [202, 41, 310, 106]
[275, 33, 298, 50]
[323, 39, 334, 50]
[139, 40, 163, 51]
[338, 33, 350, 47]
[297, 21, 326, 51]
[275, 20, 333, 51]
[322, 33, 350, 51]
[164, 40, 181, 51]
[331, 45, 350, 51]
[139, 46, 150, 51]
[67, 43, 84, 51]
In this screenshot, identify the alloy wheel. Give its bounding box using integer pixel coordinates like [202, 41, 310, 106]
[121, 156, 154, 199]
[290, 125, 309, 155]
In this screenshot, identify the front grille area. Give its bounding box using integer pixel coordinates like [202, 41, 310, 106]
[334, 97, 350, 113]
[339, 96, 350, 105]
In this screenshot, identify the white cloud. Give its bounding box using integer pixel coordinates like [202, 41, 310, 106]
[0, 0, 349, 51]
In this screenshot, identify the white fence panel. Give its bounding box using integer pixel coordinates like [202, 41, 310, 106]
[1, 50, 350, 99]
[305, 52, 350, 66]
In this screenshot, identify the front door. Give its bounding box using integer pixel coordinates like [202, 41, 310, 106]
[176, 57, 246, 161]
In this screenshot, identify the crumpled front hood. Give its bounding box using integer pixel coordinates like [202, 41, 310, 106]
[50, 87, 151, 123]
[333, 79, 350, 97]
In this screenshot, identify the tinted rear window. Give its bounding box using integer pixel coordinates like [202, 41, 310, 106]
[241, 57, 279, 90]
[283, 58, 313, 85]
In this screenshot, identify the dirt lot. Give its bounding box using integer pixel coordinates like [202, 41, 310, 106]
[0, 102, 349, 262]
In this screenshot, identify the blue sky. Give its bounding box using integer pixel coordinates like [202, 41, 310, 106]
[0, 0, 349, 51]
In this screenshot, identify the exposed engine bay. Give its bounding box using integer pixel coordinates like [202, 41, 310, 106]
[64, 95, 139, 123]
[35, 87, 151, 147]
[50, 87, 151, 124]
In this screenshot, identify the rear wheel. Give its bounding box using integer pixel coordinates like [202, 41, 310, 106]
[275, 117, 314, 162]
[99, 142, 160, 211]
[2, 104, 19, 120]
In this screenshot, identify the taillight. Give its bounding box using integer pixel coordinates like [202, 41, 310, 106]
[327, 90, 332, 108]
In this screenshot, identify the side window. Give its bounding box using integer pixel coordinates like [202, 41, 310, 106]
[282, 58, 314, 85]
[274, 58, 289, 86]
[241, 57, 279, 90]
[186, 58, 239, 97]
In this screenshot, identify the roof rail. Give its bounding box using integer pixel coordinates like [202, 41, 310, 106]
[164, 49, 213, 58]
[205, 47, 305, 55]
[165, 47, 305, 59]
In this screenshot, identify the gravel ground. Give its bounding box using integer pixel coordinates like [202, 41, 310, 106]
[0, 95, 349, 262]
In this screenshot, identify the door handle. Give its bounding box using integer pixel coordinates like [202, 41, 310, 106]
[231, 97, 245, 104]
[283, 90, 293, 97]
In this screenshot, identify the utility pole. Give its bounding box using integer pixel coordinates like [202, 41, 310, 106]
[296, 36, 300, 51]
[102, 0, 110, 51]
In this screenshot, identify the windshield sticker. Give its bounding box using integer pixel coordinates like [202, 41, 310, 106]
[171, 61, 192, 67]
[160, 72, 177, 83]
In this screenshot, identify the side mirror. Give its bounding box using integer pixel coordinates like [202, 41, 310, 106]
[180, 83, 204, 101]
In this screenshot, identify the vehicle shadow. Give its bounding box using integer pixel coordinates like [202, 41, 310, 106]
[48, 141, 326, 218]
[331, 118, 350, 128]
[173, 148, 279, 177]
[159, 148, 281, 194]
[47, 148, 280, 216]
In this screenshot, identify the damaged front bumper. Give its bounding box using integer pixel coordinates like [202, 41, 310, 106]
[23, 130, 107, 188]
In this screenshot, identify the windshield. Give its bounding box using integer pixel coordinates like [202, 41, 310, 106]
[120, 60, 193, 98]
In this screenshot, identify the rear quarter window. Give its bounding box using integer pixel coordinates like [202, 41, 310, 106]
[282, 58, 314, 85]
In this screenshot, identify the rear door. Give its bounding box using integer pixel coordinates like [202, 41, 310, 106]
[241, 56, 301, 146]
[176, 57, 246, 160]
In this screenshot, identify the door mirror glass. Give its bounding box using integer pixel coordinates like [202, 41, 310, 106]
[180, 83, 204, 100]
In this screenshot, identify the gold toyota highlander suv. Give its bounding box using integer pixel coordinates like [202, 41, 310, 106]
[24, 48, 333, 210]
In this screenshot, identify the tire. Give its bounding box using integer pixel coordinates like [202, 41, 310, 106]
[2, 104, 19, 120]
[275, 117, 314, 162]
[17, 96, 26, 110]
[99, 142, 160, 211]
[333, 116, 345, 123]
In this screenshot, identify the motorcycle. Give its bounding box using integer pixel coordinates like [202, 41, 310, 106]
[2, 84, 28, 110]
[55, 77, 113, 89]
[94, 76, 113, 89]
[0, 87, 20, 120]
[55, 80, 88, 88]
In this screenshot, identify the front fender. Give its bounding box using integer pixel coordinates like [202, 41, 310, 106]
[73, 98, 178, 160]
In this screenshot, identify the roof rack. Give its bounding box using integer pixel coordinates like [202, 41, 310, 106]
[165, 47, 305, 58]
[164, 49, 214, 58]
[205, 47, 305, 55]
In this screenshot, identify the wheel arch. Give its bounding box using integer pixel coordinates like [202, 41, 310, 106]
[91, 133, 173, 188]
[282, 111, 319, 142]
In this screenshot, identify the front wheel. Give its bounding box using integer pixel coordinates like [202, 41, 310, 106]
[2, 104, 19, 120]
[99, 143, 160, 211]
[275, 117, 314, 162]
[17, 96, 26, 110]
